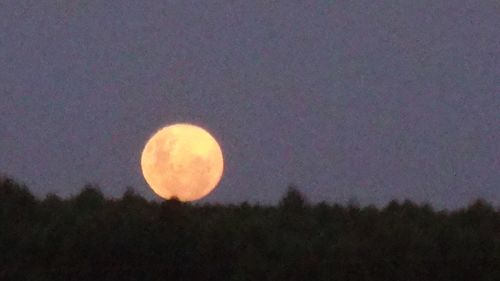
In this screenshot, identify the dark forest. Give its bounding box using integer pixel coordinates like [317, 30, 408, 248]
[1, 177, 499, 280]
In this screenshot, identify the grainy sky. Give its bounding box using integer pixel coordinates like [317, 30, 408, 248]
[1, 1, 498, 208]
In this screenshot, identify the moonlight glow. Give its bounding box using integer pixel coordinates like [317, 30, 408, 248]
[141, 123, 224, 201]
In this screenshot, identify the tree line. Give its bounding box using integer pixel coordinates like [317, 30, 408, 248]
[1, 177, 499, 280]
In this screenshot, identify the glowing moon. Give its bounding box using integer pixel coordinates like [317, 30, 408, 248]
[141, 123, 224, 201]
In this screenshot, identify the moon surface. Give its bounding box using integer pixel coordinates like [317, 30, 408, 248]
[141, 123, 224, 202]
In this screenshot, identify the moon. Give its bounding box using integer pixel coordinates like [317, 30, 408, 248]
[141, 123, 224, 202]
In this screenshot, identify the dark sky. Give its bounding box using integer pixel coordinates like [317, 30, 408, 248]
[1, 1, 498, 208]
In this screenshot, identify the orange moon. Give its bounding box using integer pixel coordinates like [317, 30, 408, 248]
[141, 123, 224, 201]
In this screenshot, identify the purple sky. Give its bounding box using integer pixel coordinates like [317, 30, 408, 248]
[0, 1, 498, 208]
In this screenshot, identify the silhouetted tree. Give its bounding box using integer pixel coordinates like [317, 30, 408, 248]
[1, 178, 500, 281]
[279, 185, 308, 210]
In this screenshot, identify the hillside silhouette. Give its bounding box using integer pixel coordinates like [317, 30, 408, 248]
[1, 177, 499, 280]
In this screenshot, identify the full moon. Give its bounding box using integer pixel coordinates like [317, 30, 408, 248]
[141, 123, 224, 202]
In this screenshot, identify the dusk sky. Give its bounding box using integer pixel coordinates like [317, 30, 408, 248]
[0, 1, 498, 208]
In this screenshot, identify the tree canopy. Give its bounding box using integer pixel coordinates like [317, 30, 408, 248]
[1, 178, 499, 281]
